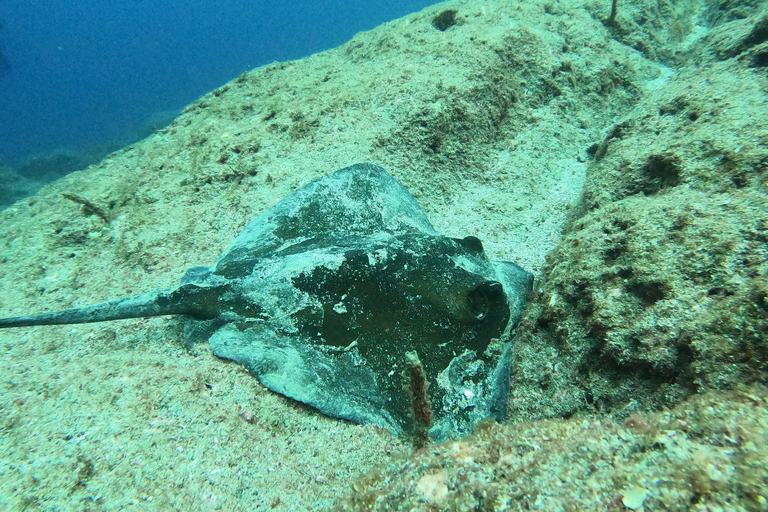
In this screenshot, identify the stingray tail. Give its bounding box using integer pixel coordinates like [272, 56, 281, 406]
[0, 286, 208, 329]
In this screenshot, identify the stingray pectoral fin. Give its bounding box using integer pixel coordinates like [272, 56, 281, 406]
[208, 324, 400, 433]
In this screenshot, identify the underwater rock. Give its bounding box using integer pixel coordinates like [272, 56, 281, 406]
[507, 55, 768, 422]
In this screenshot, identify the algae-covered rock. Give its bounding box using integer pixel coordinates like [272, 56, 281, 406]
[337, 385, 768, 511]
[507, 8, 768, 421]
[511, 187, 767, 418]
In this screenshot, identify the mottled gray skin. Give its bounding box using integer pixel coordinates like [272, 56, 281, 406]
[0, 164, 532, 439]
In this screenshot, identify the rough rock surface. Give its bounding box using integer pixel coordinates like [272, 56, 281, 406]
[508, 5, 768, 423]
[337, 385, 768, 511]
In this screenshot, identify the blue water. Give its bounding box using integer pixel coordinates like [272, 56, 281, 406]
[0, 0, 437, 169]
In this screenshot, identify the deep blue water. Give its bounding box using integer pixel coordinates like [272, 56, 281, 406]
[0, 0, 437, 169]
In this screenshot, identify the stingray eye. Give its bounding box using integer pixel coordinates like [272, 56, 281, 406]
[457, 236, 485, 255]
[467, 281, 504, 321]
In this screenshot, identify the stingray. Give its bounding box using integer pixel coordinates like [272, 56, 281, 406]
[0, 163, 532, 440]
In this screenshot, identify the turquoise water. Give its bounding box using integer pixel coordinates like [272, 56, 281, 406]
[0, 0, 437, 168]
